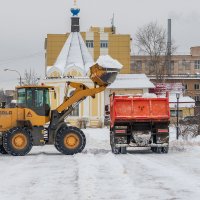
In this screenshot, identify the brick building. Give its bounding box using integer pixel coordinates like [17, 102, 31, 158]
[131, 46, 200, 101]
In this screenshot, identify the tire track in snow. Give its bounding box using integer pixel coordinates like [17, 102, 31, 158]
[0, 148, 80, 200]
[120, 153, 200, 200]
[75, 152, 139, 200]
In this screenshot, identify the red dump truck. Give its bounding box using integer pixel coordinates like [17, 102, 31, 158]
[109, 93, 170, 154]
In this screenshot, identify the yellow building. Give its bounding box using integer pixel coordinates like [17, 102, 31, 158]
[43, 4, 155, 127]
[45, 27, 131, 75]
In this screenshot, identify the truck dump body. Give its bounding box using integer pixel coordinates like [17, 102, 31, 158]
[110, 95, 170, 127]
[109, 94, 170, 154]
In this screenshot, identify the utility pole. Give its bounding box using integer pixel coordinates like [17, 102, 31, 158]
[167, 19, 172, 76]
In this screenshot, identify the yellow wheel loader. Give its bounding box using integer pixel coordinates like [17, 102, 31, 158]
[0, 63, 120, 156]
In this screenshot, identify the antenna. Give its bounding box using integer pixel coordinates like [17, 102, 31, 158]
[111, 13, 116, 34]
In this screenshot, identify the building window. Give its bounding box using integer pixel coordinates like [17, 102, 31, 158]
[100, 40, 108, 48]
[194, 84, 200, 90]
[184, 84, 188, 90]
[170, 61, 174, 74]
[182, 60, 191, 71]
[86, 40, 94, 48]
[170, 110, 183, 118]
[133, 61, 142, 73]
[195, 60, 200, 69]
[195, 96, 200, 102]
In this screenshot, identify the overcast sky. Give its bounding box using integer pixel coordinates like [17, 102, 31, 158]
[0, 0, 200, 90]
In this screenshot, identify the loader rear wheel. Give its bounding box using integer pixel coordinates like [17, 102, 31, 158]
[3, 128, 33, 156]
[0, 144, 8, 154]
[55, 126, 86, 155]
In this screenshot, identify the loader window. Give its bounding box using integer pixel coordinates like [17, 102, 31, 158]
[35, 89, 44, 107]
[34, 89, 50, 108]
[27, 89, 33, 107]
[44, 89, 50, 107]
[17, 88, 26, 106]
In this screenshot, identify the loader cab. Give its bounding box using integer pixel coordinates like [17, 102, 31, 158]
[16, 86, 53, 116]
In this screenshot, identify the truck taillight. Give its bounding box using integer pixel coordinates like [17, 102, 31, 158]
[158, 129, 168, 133]
[115, 130, 126, 134]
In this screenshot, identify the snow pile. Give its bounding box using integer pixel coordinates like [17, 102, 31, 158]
[96, 55, 123, 69]
[142, 93, 157, 98]
[1, 127, 200, 199]
[169, 125, 200, 152]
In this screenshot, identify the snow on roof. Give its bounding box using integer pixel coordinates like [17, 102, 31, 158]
[108, 74, 155, 89]
[168, 95, 195, 108]
[47, 32, 94, 77]
[97, 55, 123, 69]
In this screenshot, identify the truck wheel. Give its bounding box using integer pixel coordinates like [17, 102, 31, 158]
[3, 127, 33, 156]
[162, 147, 169, 154]
[0, 144, 8, 154]
[120, 147, 127, 154]
[55, 126, 86, 155]
[156, 147, 162, 154]
[110, 132, 120, 154]
[111, 145, 121, 154]
[151, 147, 156, 152]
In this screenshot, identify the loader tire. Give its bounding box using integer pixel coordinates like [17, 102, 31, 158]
[55, 126, 86, 155]
[3, 127, 33, 156]
[0, 144, 8, 154]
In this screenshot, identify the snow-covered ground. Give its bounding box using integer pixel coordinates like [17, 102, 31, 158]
[1, 127, 200, 200]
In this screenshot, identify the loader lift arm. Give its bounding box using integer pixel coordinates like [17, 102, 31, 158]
[49, 81, 106, 132]
[47, 62, 120, 145]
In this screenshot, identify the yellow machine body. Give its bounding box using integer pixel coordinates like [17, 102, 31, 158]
[0, 62, 120, 156]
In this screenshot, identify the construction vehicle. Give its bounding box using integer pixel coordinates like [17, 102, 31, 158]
[0, 63, 120, 156]
[109, 93, 170, 154]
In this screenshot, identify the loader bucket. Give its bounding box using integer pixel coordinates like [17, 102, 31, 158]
[90, 63, 120, 87]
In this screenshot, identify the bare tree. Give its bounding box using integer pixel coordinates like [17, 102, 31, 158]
[135, 21, 176, 82]
[23, 69, 40, 86]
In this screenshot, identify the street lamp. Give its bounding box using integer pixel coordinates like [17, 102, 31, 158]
[4, 68, 22, 86]
[176, 92, 180, 140]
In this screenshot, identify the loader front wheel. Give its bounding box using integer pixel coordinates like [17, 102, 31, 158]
[0, 144, 8, 154]
[3, 128, 33, 156]
[55, 126, 86, 155]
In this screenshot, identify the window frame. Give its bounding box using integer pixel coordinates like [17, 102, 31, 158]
[195, 60, 200, 70]
[86, 40, 94, 48]
[100, 40, 108, 48]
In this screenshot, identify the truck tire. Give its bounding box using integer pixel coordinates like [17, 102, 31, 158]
[162, 147, 169, 154]
[0, 144, 8, 154]
[151, 147, 156, 153]
[156, 147, 162, 154]
[110, 132, 120, 154]
[3, 127, 33, 156]
[55, 126, 86, 155]
[120, 147, 127, 154]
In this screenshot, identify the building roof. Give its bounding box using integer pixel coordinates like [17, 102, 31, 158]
[47, 32, 94, 77]
[168, 95, 195, 108]
[108, 74, 155, 89]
